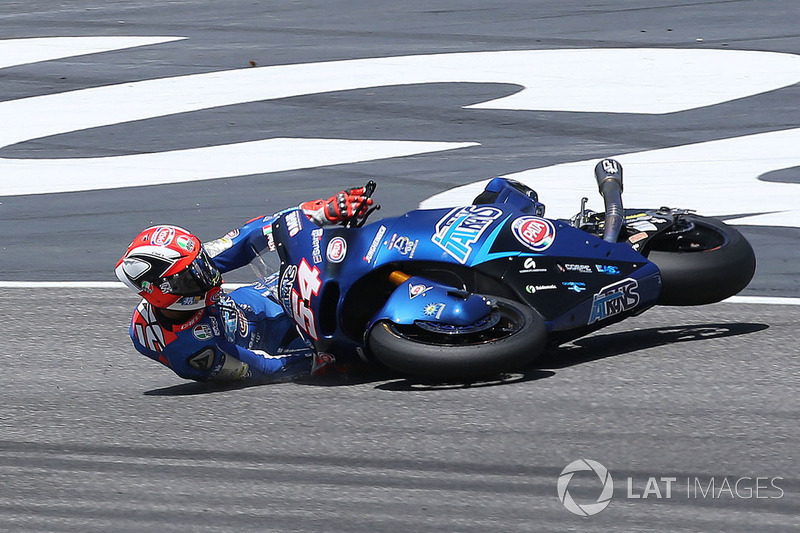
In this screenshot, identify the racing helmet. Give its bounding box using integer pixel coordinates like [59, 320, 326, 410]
[114, 225, 222, 311]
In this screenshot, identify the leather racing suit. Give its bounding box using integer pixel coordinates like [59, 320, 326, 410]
[127, 212, 313, 382]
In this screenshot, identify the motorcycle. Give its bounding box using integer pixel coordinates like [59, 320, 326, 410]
[267, 159, 756, 380]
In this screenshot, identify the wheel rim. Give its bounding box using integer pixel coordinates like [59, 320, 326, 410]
[647, 219, 727, 253]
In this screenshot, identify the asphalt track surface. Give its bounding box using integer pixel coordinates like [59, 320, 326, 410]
[0, 1, 798, 531]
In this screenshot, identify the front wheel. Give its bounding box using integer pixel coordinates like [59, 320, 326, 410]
[643, 215, 756, 306]
[367, 297, 546, 381]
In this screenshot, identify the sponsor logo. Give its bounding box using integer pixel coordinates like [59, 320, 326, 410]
[601, 159, 620, 174]
[175, 310, 203, 331]
[519, 257, 547, 273]
[563, 263, 592, 274]
[286, 211, 303, 237]
[562, 281, 587, 293]
[192, 324, 214, 341]
[279, 264, 298, 311]
[595, 264, 620, 275]
[364, 225, 387, 263]
[208, 316, 221, 337]
[558, 459, 614, 517]
[432, 205, 503, 264]
[588, 278, 640, 324]
[628, 219, 658, 232]
[408, 283, 432, 299]
[224, 228, 240, 239]
[526, 284, 557, 294]
[422, 302, 446, 318]
[237, 308, 249, 338]
[152, 226, 175, 246]
[389, 234, 419, 257]
[221, 304, 238, 342]
[311, 228, 323, 264]
[263, 224, 276, 252]
[175, 234, 195, 252]
[511, 216, 556, 252]
[187, 348, 216, 371]
[326, 236, 347, 263]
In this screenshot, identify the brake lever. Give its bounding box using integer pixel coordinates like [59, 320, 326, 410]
[354, 204, 381, 228]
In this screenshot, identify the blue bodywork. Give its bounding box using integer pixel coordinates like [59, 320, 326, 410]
[271, 178, 661, 362]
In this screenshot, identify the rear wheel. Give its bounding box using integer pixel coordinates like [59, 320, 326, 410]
[367, 297, 546, 381]
[643, 215, 756, 305]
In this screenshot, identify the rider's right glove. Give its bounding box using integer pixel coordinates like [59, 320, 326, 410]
[300, 187, 373, 226]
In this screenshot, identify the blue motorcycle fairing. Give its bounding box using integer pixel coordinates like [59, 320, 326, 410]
[364, 275, 495, 334]
[270, 177, 664, 363]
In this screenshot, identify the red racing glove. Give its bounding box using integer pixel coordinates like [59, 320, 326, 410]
[300, 187, 374, 226]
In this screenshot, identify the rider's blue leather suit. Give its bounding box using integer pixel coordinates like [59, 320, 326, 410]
[127, 213, 314, 382]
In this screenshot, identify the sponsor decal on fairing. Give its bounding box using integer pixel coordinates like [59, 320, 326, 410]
[279, 264, 298, 311]
[562, 263, 593, 274]
[526, 284, 557, 294]
[364, 225, 387, 263]
[408, 283, 432, 299]
[311, 228, 323, 264]
[511, 216, 556, 252]
[562, 281, 587, 293]
[588, 278, 640, 324]
[326, 236, 347, 263]
[519, 257, 547, 273]
[286, 211, 303, 237]
[432, 205, 503, 264]
[595, 264, 620, 275]
[422, 302, 446, 319]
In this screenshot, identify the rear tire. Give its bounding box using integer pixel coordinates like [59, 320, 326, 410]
[367, 297, 546, 381]
[644, 215, 756, 305]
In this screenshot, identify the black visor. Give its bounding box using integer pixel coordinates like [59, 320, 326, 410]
[166, 249, 221, 296]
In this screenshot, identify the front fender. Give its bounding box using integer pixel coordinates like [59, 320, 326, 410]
[365, 276, 495, 336]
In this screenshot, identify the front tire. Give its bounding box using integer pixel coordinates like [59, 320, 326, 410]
[643, 215, 756, 305]
[367, 297, 546, 381]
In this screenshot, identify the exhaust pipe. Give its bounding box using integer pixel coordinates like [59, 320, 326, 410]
[594, 159, 624, 243]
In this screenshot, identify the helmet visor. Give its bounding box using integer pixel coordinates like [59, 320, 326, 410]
[166, 249, 221, 296]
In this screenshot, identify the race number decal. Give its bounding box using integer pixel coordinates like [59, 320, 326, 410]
[290, 259, 322, 340]
[132, 302, 177, 354]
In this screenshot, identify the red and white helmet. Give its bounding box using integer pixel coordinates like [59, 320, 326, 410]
[114, 225, 222, 311]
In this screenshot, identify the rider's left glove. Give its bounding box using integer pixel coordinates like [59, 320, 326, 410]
[300, 187, 373, 226]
